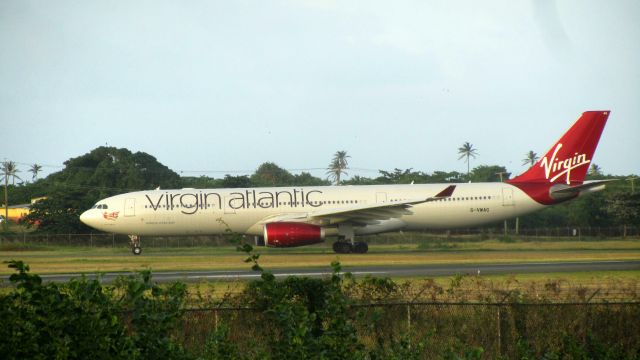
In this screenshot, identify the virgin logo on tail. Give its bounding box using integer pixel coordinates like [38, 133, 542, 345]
[540, 143, 591, 184]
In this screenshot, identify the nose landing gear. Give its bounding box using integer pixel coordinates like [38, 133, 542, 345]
[129, 235, 142, 255]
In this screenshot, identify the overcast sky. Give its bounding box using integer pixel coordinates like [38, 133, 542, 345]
[1, 0, 638, 182]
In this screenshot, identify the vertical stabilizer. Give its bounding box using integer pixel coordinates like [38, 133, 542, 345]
[509, 111, 609, 185]
[507, 111, 609, 205]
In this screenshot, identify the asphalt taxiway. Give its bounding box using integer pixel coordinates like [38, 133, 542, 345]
[2, 260, 638, 284]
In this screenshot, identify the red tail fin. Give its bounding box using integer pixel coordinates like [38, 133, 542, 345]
[509, 111, 610, 185]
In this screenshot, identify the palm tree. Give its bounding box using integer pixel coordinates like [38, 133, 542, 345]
[457, 142, 478, 180]
[29, 163, 43, 181]
[326, 150, 350, 185]
[1, 161, 21, 227]
[522, 151, 539, 167]
[1, 161, 21, 185]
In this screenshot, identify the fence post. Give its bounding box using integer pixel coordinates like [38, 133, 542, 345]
[406, 303, 411, 333]
[497, 306, 502, 358]
[112, 233, 115, 248]
[90, 233, 93, 248]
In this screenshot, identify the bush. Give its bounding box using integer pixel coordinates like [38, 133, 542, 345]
[0, 260, 189, 360]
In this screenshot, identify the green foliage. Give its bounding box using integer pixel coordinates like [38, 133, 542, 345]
[443, 345, 484, 360]
[0, 260, 189, 360]
[342, 168, 464, 185]
[470, 165, 509, 182]
[606, 191, 640, 227]
[513, 331, 630, 360]
[251, 162, 295, 187]
[377, 168, 430, 184]
[240, 263, 366, 360]
[24, 193, 91, 233]
[219, 174, 253, 188]
[202, 324, 243, 360]
[117, 271, 189, 359]
[55, 147, 181, 195]
[13, 147, 181, 233]
[0, 260, 136, 359]
[216, 226, 367, 359]
[2, 258, 638, 359]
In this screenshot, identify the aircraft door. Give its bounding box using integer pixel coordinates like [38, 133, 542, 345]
[376, 192, 387, 204]
[502, 188, 514, 206]
[124, 198, 136, 216]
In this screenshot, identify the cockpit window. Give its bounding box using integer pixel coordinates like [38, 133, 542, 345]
[102, 204, 108, 209]
[93, 204, 109, 209]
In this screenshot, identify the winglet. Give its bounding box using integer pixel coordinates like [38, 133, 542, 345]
[432, 185, 456, 199]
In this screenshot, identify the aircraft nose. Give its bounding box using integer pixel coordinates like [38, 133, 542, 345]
[80, 210, 96, 226]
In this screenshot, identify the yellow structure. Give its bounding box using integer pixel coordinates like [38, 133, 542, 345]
[1, 197, 46, 222]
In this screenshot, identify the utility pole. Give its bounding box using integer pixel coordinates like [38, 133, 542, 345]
[2, 161, 8, 230]
[628, 176, 636, 194]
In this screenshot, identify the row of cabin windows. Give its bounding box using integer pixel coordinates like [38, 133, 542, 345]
[437, 196, 494, 202]
[389, 196, 494, 202]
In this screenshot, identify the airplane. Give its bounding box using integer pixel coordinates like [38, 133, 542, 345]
[80, 110, 611, 255]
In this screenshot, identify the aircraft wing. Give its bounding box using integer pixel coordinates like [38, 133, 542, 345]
[257, 185, 456, 226]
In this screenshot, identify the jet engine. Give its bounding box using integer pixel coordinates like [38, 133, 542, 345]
[264, 222, 325, 247]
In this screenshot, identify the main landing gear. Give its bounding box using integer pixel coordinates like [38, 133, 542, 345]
[129, 235, 142, 255]
[332, 240, 369, 254]
[333, 224, 368, 254]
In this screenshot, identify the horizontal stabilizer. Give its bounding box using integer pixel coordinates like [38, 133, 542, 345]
[550, 180, 615, 198]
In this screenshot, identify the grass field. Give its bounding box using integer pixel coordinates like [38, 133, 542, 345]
[1, 238, 639, 275]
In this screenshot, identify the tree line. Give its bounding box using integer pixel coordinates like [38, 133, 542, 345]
[1, 146, 638, 234]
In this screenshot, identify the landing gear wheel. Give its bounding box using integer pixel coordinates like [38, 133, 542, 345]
[332, 241, 352, 254]
[129, 235, 142, 256]
[353, 241, 369, 254]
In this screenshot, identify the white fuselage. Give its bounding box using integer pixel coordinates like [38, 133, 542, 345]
[80, 183, 544, 237]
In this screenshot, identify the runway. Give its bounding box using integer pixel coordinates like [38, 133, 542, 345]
[4, 260, 638, 284]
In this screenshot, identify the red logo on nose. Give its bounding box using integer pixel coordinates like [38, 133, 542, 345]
[103, 211, 120, 221]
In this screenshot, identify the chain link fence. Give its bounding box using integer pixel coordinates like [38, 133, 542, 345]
[1, 226, 638, 249]
[175, 302, 640, 359]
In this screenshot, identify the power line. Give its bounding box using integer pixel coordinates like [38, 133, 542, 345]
[4, 159, 385, 176]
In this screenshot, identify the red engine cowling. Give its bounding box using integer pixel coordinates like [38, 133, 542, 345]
[264, 222, 325, 247]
